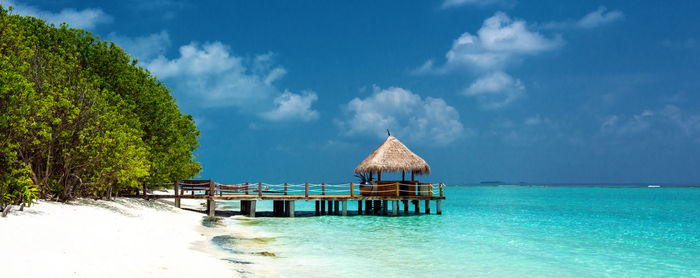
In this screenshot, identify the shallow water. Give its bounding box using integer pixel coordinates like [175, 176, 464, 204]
[215, 187, 700, 277]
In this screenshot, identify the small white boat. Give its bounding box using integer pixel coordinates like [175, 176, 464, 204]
[648, 185, 661, 188]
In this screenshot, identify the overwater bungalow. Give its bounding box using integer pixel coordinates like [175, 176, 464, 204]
[355, 133, 433, 197]
[138, 132, 443, 217]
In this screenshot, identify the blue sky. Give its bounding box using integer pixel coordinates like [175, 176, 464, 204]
[4, 0, 700, 184]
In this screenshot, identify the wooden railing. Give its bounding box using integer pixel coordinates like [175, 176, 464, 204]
[171, 180, 445, 198]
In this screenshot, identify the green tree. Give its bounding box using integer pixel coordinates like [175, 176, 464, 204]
[0, 5, 201, 207]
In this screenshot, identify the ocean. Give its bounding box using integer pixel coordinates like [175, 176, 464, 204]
[213, 186, 700, 277]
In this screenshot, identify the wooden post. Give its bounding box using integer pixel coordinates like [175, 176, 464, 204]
[436, 200, 442, 215]
[425, 200, 430, 214]
[273, 201, 279, 216]
[208, 180, 215, 217]
[392, 200, 398, 216]
[320, 199, 326, 215]
[258, 182, 263, 197]
[174, 181, 181, 208]
[284, 182, 288, 195]
[358, 200, 363, 214]
[208, 199, 216, 217]
[395, 182, 399, 196]
[315, 201, 320, 216]
[305, 182, 309, 198]
[241, 200, 248, 215]
[286, 201, 295, 217]
[374, 200, 380, 214]
[248, 201, 256, 217]
[382, 200, 388, 215]
[403, 200, 409, 214]
[414, 200, 420, 214]
[245, 182, 249, 195]
[350, 182, 354, 197]
[322, 183, 325, 195]
[440, 182, 444, 197]
[366, 200, 372, 215]
[411, 171, 414, 181]
[342, 201, 347, 216]
[330, 200, 335, 214]
[1, 205, 11, 217]
[335, 201, 340, 215]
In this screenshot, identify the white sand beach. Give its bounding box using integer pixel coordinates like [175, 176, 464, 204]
[0, 197, 247, 277]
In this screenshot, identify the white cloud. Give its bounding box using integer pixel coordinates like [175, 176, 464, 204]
[337, 86, 466, 145]
[542, 6, 624, 30]
[576, 6, 624, 29]
[490, 115, 560, 146]
[2, 0, 113, 29]
[419, 12, 560, 109]
[524, 114, 551, 126]
[441, 0, 511, 9]
[261, 91, 319, 122]
[463, 71, 524, 109]
[660, 105, 700, 135]
[128, 0, 187, 20]
[145, 41, 319, 122]
[601, 105, 700, 139]
[440, 12, 561, 72]
[106, 31, 171, 61]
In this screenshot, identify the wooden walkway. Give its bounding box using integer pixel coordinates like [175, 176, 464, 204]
[135, 180, 446, 217]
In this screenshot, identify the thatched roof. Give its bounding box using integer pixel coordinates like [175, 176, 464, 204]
[354, 135, 430, 175]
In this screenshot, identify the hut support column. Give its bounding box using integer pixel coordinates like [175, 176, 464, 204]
[403, 200, 409, 214]
[315, 201, 320, 216]
[365, 200, 372, 215]
[425, 200, 430, 214]
[358, 200, 363, 214]
[248, 201, 256, 217]
[320, 200, 326, 215]
[414, 200, 420, 214]
[286, 201, 295, 218]
[335, 201, 340, 215]
[240, 200, 248, 215]
[272, 201, 280, 216]
[342, 201, 347, 216]
[382, 200, 388, 215]
[436, 200, 442, 215]
[392, 200, 398, 216]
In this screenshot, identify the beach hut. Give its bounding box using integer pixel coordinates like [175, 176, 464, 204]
[354, 133, 431, 196]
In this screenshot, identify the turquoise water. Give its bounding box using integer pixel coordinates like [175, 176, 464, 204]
[218, 187, 700, 277]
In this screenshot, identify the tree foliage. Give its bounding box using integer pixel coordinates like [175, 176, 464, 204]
[0, 5, 201, 207]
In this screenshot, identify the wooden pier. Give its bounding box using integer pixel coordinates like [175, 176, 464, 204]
[138, 180, 445, 217]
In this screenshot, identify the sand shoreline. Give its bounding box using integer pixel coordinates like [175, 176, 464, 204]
[0, 196, 267, 277]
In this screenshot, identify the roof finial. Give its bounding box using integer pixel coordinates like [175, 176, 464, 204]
[387, 129, 391, 136]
